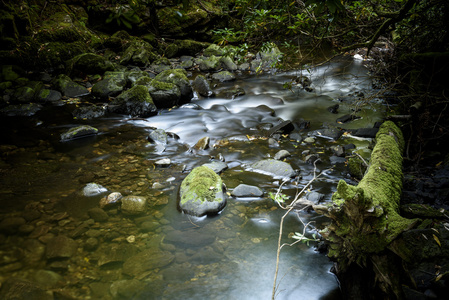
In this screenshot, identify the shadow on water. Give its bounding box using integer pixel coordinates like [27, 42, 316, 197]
[0, 57, 386, 299]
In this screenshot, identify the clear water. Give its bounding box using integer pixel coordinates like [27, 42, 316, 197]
[0, 56, 385, 299]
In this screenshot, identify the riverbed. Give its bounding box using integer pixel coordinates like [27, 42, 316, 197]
[0, 56, 386, 299]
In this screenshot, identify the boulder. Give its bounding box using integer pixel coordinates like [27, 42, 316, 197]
[110, 85, 157, 117]
[212, 71, 236, 82]
[311, 127, 343, 141]
[202, 161, 228, 174]
[52, 74, 89, 98]
[121, 196, 147, 215]
[36, 89, 62, 102]
[120, 41, 158, 66]
[0, 104, 43, 117]
[46, 235, 78, 259]
[204, 44, 225, 57]
[72, 105, 106, 119]
[67, 53, 115, 76]
[179, 166, 226, 216]
[220, 56, 238, 71]
[60, 125, 98, 142]
[198, 56, 221, 71]
[154, 69, 193, 102]
[91, 71, 127, 98]
[147, 80, 181, 108]
[251, 159, 296, 178]
[231, 184, 263, 197]
[193, 75, 214, 97]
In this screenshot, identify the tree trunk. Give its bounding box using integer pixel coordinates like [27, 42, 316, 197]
[314, 121, 418, 299]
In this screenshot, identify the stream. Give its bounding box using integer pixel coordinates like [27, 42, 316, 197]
[0, 56, 386, 299]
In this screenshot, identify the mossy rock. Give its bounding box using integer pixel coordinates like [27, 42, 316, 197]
[204, 44, 224, 57]
[110, 85, 156, 117]
[198, 56, 221, 71]
[176, 39, 210, 56]
[154, 69, 192, 101]
[157, 4, 210, 37]
[52, 74, 89, 98]
[67, 53, 115, 76]
[179, 166, 226, 217]
[60, 125, 98, 142]
[211, 71, 236, 82]
[120, 40, 158, 66]
[91, 71, 127, 98]
[148, 80, 181, 108]
[1, 65, 24, 82]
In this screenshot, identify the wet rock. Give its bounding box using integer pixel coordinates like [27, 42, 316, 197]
[84, 237, 99, 251]
[311, 127, 343, 141]
[148, 128, 168, 144]
[329, 156, 346, 164]
[257, 43, 282, 69]
[0, 278, 52, 300]
[147, 80, 181, 108]
[0, 103, 43, 117]
[331, 145, 345, 157]
[36, 89, 62, 102]
[140, 221, 159, 232]
[179, 166, 226, 217]
[336, 114, 361, 124]
[121, 196, 147, 215]
[203, 161, 228, 174]
[327, 104, 339, 113]
[99, 192, 122, 209]
[0, 217, 26, 234]
[198, 56, 221, 71]
[33, 269, 62, 288]
[274, 150, 291, 160]
[72, 105, 106, 119]
[46, 235, 78, 259]
[220, 56, 238, 71]
[306, 191, 325, 203]
[12, 86, 36, 102]
[193, 75, 214, 97]
[204, 44, 225, 57]
[127, 70, 149, 85]
[52, 74, 89, 97]
[60, 125, 98, 142]
[268, 138, 279, 147]
[120, 40, 158, 66]
[97, 243, 138, 267]
[88, 207, 109, 222]
[123, 249, 174, 277]
[251, 159, 297, 178]
[193, 136, 210, 151]
[155, 158, 171, 167]
[92, 71, 126, 98]
[67, 53, 115, 76]
[211, 71, 236, 82]
[110, 279, 144, 299]
[352, 127, 379, 138]
[231, 184, 263, 197]
[267, 120, 295, 136]
[290, 132, 303, 143]
[305, 154, 320, 164]
[154, 69, 193, 101]
[110, 85, 157, 117]
[82, 182, 108, 197]
[149, 57, 172, 73]
[218, 87, 245, 99]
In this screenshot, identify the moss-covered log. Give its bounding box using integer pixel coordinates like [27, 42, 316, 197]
[314, 121, 419, 298]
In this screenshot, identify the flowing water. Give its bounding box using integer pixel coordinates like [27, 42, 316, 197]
[0, 56, 386, 299]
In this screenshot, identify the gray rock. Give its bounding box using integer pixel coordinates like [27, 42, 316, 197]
[193, 75, 214, 97]
[36, 89, 62, 102]
[250, 159, 296, 178]
[0, 217, 26, 234]
[147, 80, 181, 108]
[148, 128, 168, 144]
[198, 56, 221, 71]
[12, 86, 36, 102]
[311, 127, 343, 141]
[97, 243, 138, 267]
[218, 87, 245, 99]
[60, 125, 98, 142]
[304, 137, 315, 143]
[306, 191, 325, 203]
[82, 183, 108, 197]
[193, 136, 210, 150]
[336, 114, 360, 124]
[67, 53, 115, 75]
[110, 279, 144, 299]
[52, 74, 89, 97]
[110, 85, 157, 117]
[122, 249, 174, 277]
[220, 56, 238, 71]
[99, 192, 122, 209]
[92, 71, 126, 98]
[33, 270, 62, 288]
[202, 161, 228, 174]
[204, 44, 225, 57]
[88, 207, 109, 222]
[155, 158, 171, 167]
[331, 145, 345, 157]
[121, 196, 147, 215]
[329, 156, 346, 164]
[274, 150, 291, 160]
[212, 71, 236, 82]
[72, 105, 106, 119]
[0, 103, 43, 117]
[305, 154, 320, 164]
[154, 69, 192, 101]
[352, 127, 379, 138]
[0, 278, 52, 300]
[179, 166, 226, 217]
[46, 235, 78, 259]
[231, 184, 263, 197]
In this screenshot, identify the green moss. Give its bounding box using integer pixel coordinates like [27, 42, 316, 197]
[180, 166, 222, 205]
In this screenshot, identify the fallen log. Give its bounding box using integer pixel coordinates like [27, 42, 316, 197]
[314, 121, 419, 299]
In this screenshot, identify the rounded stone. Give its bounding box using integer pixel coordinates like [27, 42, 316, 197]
[121, 196, 147, 215]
